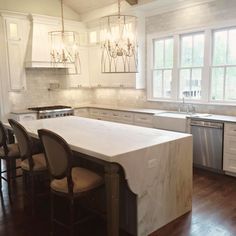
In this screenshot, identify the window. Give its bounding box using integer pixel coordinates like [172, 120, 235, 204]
[148, 25, 236, 104]
[211, 28, 236, 101]
[179, 33, 204, 99]
[152, 37, 173, 98]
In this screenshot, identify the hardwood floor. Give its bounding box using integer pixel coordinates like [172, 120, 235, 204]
[0, 168, 236, 236]
[152, 168, 236, 236]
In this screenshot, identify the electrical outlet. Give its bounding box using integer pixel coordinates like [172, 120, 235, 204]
[148, 159, 157, 168]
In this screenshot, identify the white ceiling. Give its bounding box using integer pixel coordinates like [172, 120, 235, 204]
[64, 0, 215, 21]
[64, 0, 117, 14]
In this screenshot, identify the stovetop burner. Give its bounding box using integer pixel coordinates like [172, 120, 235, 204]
[28, 105, 72, 111]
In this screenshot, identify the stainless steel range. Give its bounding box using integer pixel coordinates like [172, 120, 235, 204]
[28, 105, 74, 119]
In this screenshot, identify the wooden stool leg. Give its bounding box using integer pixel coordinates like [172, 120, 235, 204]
[30, 174, 35, 215]
[0, 159, 2, 190]
[6, 160, 11, 197]
[50, 193, 54, 236]
[69, 198, 74, 236]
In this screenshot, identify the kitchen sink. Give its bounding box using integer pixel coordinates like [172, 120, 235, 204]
[153, 112, 212, 132]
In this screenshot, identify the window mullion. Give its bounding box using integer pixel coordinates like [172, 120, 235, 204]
[203, 29, 212, 102]
[172, 34, 179, 100]
[223, 66, 227, 101]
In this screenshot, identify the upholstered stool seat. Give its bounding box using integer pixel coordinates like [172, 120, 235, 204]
[0, 143, 20, 158]
[21, 153, 47, 171]
[51, 167, 103, 194]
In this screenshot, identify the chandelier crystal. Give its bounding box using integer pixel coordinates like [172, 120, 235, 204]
[100, 0, 138, 73]
[49, 0, 80, 74]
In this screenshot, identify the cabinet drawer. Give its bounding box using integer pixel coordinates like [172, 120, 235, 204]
[134, 113, 153, 125]
[110, 110, 121, 120]
[10, 113, 37, 122]
[89, 108, 100, 117]
[120, 112, 134, 123]
[224, 135, 236, 155]
[224, 123, 236, 136]
[74, 108, 89, 118]
[99, 109, 111, 118]
[223, 153, 236, 173]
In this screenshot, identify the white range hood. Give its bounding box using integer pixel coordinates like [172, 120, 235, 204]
[25, 14, 86, 69]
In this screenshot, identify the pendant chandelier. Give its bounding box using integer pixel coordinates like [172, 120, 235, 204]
[100, 0, 138, 73]
[49, 0, 80, 74]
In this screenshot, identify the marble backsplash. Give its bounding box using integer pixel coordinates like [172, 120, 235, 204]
[92, 88, 236, 116]
[9, 69, 92, 110]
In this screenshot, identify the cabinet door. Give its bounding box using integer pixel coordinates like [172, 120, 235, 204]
[89, 46, 136, 88]
[65, 47, 90, 88]
[5, 18, 28, 91]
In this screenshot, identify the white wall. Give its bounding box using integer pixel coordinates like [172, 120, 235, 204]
[0, 0, 80, 20]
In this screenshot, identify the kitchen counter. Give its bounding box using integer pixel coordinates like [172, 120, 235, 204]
[189, 114, 236, 123]
[75, 104, 166, 115]
[4, 116, 192, 236]
[11, 109, 37, 114]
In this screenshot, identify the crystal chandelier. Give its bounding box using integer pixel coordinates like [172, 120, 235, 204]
[49, 0, 80, 74]
[100, 0, 138, 73]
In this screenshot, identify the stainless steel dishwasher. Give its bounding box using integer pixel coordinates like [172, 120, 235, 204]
[190, 119, 224, 172]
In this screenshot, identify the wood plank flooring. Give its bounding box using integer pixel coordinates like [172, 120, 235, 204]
[0, 168, 236, 236]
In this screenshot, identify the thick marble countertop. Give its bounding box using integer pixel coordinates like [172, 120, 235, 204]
[5, 116, 190, 160]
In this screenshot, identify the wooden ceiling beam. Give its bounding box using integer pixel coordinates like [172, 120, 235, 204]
[125, 0, 138, 5]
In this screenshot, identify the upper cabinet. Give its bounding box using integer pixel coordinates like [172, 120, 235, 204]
[3, 15, 29, 91]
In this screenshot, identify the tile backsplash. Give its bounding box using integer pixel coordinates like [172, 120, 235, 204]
[92, 88, 236, 116]
[9, 69, 92, 110]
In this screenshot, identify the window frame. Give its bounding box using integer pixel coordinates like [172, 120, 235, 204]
[151, 36, 174, 99]
[210, 27, 236, 102]
[179, 31, 205, 101]
[147, 20, 236, 105]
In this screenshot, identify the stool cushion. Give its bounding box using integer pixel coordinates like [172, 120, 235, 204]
[50, 167, 103, 194]
[0, 143, 20, 158]
[21, 153, 47, 171]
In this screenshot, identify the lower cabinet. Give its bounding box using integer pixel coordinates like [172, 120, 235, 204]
[74, 108, 154, 127]
[9, 112, 37, 122]
[223, 123, 236, 174]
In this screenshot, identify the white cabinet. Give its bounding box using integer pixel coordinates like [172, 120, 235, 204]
[134, 113, 154, 128]
[81, 107, 153, 127]
[88, 46, 141, 89]
[74, 108, 90, 118]
[10, 112, 37, 122]
[223, 123, 236, 174]
[63, 46, 90, 88]
[4, 16, 29, 91]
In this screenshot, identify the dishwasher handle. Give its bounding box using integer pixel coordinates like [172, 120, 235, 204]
[190, 120, 223, 129]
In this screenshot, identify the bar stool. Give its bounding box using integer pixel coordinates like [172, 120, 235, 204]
[0, 121, 21, 197]
[38, 129, 104, 236]
[8, 119, 48, 213]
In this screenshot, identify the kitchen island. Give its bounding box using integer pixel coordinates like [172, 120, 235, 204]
[5, 116, 192, 236]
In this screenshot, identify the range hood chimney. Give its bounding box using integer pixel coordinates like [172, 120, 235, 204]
[25, 14, 76, 69]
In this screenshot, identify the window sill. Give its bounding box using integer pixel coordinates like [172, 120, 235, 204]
[147, 99, 236, 107]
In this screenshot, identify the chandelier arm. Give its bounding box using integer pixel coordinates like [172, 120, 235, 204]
[61, 0, 65, 32]
[118, 0, 121, 16]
